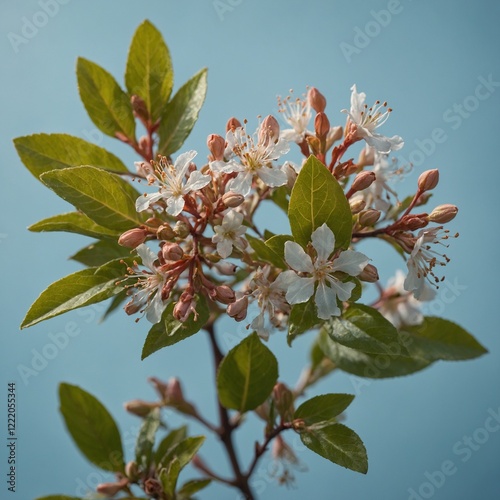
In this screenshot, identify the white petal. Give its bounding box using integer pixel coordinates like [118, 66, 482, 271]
[272, 270, 297, 290]
[222, 209, 244, 229]
[174, 150, 197, 178]
[257, 166, 288, 188]
[135, 191, 164, 212]
[145, 293, 165, 324]
[333, 250, 369, 276]
[217, 239, 233, 259]
[286, 276, 315, 304]
[166, 195, 185, 216]
[315, 281, 340, 319]
[327, 277, 355, 302]
[135, 244, 158, 271]
[284, 241, 314, 273]
[311, 223, 335, 261]
[227, 172, 252, 196]
[250, 312, 269, 341]
[184, 170, 211, 192]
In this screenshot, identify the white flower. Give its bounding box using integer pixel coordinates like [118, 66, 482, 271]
[278, 93, 313, 143]
[248, 267, 290, 340]
[210, 124, 289, 196]
[404, 227, 451, 299]
[343, 84, 404, 154]
[136, 150, 210, 216]
[281, 224, 369, 319]
[212, 210, 247, 258]
[125, 244, 167, 324]
[378, 270, 435, 328]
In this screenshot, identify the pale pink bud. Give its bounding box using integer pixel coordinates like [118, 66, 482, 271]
[156, 223, 175, 241]
[358, 146, 375, 167]
[207, 133, 226, 160]
[358, 209, 381, 227]
[273, 382, 294, 420]
[161, 242, 184, 261]
[418, 169, 439, 192]
[173, 221, 190, 238]
[212, 285, 236, 305]
[173, 298, 193, 323]
[166, 377, 185, 404]
[429, 204, 458, 223]
[351, 171, 376, 192]
[118, 228, 148, 248]
[125, 461, 139, 481]
[399, 213, 429, 230]
[349, 198, 366, 214]
[123, 399, 159, 417]
[222, 191, 245, 208]
[314, 112, 330, 139]
[214, 261, 238, 275]
[358, 263, 379, 283]
[308, 87, 327, 113]
[258, 115, 280, 146]
[96, 478, 129, 497]
[131, 94, 149, 121]
[226, 117, 242, 132]
[227, 295, 248, 321]
[139, 135, 151, 154]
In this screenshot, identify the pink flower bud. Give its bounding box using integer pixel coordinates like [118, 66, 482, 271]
[118, 228, 148, 248]
[124, 299, 142, 316]
[222, 191, 245, 208]
[161, 242, 184, 261]
[308, 87, 327, 113]
[96, 478, 129, 497]
[148, 376, 169, 400]
[173, 221, 190, 238]
[226, 117, 242, 132]
[214, 261, 238, 275]
[273, 382, 294, 420]
[123, 399, 159, 417]
[138, 135, 151, 154]
[358, 146, 375, 167]
[399, 213, 429, 230]
[351, 171, 376, 192]
[207, 133, 226, 160]
[131, 94, 149, 121]
[418, 169, 439, 192]
[125, 461, 139, 481]
[358, 263, 379, 283]
[166, 377, 185, 404]
[212, 285, 236, 305]
[259, 115, 280, 146]
[156, 223, 175, 241]
[144, 478, 163, 496]
[314, 112, 331, 139]
[358, 209, 381, 227]
[227, 295, 249, 321]
[349, 198, 366, 214]
[429, 204, 458, 223]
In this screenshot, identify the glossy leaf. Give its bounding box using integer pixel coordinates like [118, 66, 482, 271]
[247, 234, 286, 269]
[288, 155, 352, 249]
[265, 234, 293, 266]
[21, 258, 130, 328]
[135, 408, 161, 471]
[158, 68, 207, 155]
[154, 426, 188, 465]
[142, 296, 209, 360]
[158, 436, 205, 473]
[217, 332, 278, 412]
[59, 383, 125, 472]
[177, 479, 212, 498]
[77, 57, 136, 140]
[288, 299, 319, 345]
[14, 133, 129, 180]
[125, 20, 173, 122]
[159, 457, 181, 498]
[70, 240, 131, 267]
[295, 394, 354, 426]
[40, 166, 144, 231]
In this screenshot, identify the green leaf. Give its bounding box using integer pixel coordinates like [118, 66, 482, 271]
[295, 394, 354, 426]
[155, 426, 188, 465]
[142, 296, 209, 360]
[159, 457, 181, 498]
[158, 68, 208, 156]
[247, 234, 288, 269]
[40, 166, 144, 231]
[265, 234, 293, 267]
[288, 155, 352, 249]
[299, 422, 368, 473]
[135, 407, 161, 471]
[70, 240, 131, 267]
[288, 299, 319, 345]
[36, 496, 82, 500]
[101, 290, 128, 321]
[59, 383, 125, 472]
[177, 479, 212, 498]
[325, 304, 408, 355]
[77, 57, 136, 140]
[21, 258, 130, 328]
[125, 20, 173, 122]
[319, 329, 431, 379]
[270, 185, 290, 213]
[402, 317, 488, 361]
[159, 436, 205, 471]
[217, 332, 278, 412]
[28, 212, 120, 239]
[14, 133, 129, 181]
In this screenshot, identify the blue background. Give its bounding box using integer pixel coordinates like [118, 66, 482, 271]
[1, 1, 499, 499]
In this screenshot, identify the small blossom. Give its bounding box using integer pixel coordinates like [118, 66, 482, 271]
[278, 92, 313, 144]
[281, 224, 369, 320]
[136, 150, 210, 216]
[212, 210, 247, 258]
[343, 85, 404, 153]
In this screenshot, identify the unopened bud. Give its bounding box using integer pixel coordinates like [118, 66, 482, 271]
[144, 478, 163, 496]
[156, 224, 175, 241]
[173, 221, 190, 238]
[173, 293, 195, 322]
[148, 376, 169, 401]
[96, 478, 129, 497]
[308, 87, 327, 113]
[123, 399, 159, 417]
[139, 135, 151, 155]
[226, 117, 242, 132]
[314, 112, 330, 139]
[429, 204, 458, 223]
[259, 115, 280, 146]
[399, 213, 429, 230]
[222, 191, 245, 208]
[358, 263, 379, 283]
[358, 146, 375, 168]
[291, 418, 306, 431]
[326, 125, 343, 150]
[227, 295, 248, 321]
[212, 285, 236, 305]
[118, 228, 148, 248]
[124, 299, 141, 316]
[273, 382, 294, 420]
[125, 461, 140, 481]
[358, 209, 381, 227]
[161, 242, 184, 261]
[349, 197, 366, 214]
[418, 169, 439, 192]
[131, 94, 149, 122]
[207, 133, 225, 160]
[214, 261, 238, 275]
[351, 171, 376, 192]
[166, 377, 185, 404]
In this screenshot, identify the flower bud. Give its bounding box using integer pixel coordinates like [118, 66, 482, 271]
[222, 191, 245, 208]
[161, 242, 184, 261]
[131, 94, 149, 122]
[227, 295, 248, 321]
[399, 213, 429, 230]
[144, 478, 163, 496]
[314, 112, 330, 139]
[207, 133, 225, 160]
[291, 418, 306, 431]
[118, 228, 148, 248]
[166, 377, 185, 405]
[156, 223, 175, 241]
[358, 209, 381, 227]
[125, 461, 140, 481]
[226, 117, 242, 132]
[139, 135, 151, 155]
[418, 169, 439, 192]
[259, 115, 280, 146]
[148, 376, 169, 401]
[173, 221, 190, 238]
[123, 399, 159, 417]
[326, 125, 343, 150]
[349, 197, 366, 214]
[173, 293, 195, 322]
[308, 87, 326, 113]
[358, 263, 379, 283]
[429, 204, 458, 223]
[351, 171, 376, 192]
[358, 146, 375, 168]
[273, 382, 294, 420]
[214, 261, 238, 275]
[212, 285, 236, 305]
[96, 478, 129, 497]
